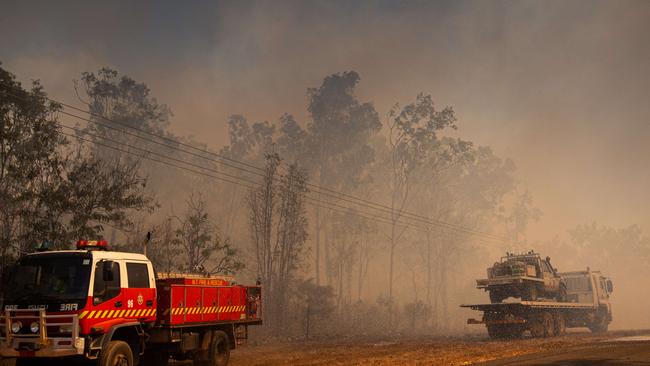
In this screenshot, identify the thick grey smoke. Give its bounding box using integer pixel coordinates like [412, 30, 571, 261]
[2, 0, 650, 329]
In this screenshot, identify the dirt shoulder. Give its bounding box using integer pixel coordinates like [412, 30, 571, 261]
[230, 330, 646, 366]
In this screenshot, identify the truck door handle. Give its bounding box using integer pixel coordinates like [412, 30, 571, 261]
[146, 300, 153, 307]
[115, 301, 122, 308]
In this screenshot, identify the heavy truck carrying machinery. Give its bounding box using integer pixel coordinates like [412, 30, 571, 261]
[462, 264, 614, 339]
[0, 240, 262, 366]
[476, 251, 565, 303]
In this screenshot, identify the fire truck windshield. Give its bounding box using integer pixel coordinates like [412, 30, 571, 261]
[4, 253, 92, 305]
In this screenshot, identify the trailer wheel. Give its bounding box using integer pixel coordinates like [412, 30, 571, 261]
[508, 325, 524, 339]
[529, 314, 545, 338]
[588, 318, 609, 333]
[487, 324, 504, 339]
[553, 313, 566, 336]
[487, 324, 523, 339]
[542, 312, 554, 337]
[99, 340, 133, 366]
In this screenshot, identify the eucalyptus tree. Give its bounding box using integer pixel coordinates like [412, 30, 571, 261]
[415, 144, 516, 328]
[501, 190, 542, 251]
[384, 93, 456, 325]
[248, 154, 309, 333]
[0, 64, 155, 263]
[0, 64, 63, 264]
[77, 68, 171, 147]
[303, 71, 381, 286]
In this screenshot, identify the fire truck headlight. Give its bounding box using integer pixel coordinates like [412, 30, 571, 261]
[30, 321, 40, 333]
[11, 321, 22, 333]
[59, 324, 73, 335]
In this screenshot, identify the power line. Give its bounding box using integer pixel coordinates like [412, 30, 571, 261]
[59, 124, 262, 188]
[59, 130, 256, 190]
[58, 129, 435, 236]
[59, 104, 444, 227]
[59, 109, 265, 181]
[56, 96, 265, 173]
[60, 121, 503, 242]
[58, 107, 505, 241]
[62, 124, 503, 242]
[1, 85, 509, 242]
[59, 124, 437, 233]
[43, 93, 505, 240]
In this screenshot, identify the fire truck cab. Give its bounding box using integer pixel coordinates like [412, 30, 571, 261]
[0, 240, 262, 366]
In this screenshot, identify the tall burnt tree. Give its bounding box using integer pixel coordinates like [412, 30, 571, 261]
[415, 144, 515, 329]
[385, 93, 456, 326]
[304, 71, 380, 286]
[248, 154, 309, 333]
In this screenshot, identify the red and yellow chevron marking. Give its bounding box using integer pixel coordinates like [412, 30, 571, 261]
[79, 308, 157, 320]
[169, 305, 246, 316]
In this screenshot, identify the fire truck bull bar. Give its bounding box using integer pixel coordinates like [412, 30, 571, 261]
[0, 309, 84, 357]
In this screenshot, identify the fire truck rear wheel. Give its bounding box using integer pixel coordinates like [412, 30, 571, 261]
[99, 340, 134, 366]
[209, 330, 231, 366]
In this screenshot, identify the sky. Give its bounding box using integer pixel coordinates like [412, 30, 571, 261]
[2, 0, 650, 241]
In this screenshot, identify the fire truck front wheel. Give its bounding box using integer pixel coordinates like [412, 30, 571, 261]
[99, 340, 134, 366]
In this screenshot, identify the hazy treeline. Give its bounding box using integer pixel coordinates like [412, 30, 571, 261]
[1, 62, 648, 339]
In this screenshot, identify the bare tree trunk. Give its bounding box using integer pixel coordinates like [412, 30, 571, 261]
[346, 253, 353, 306]
[357, 230, 371, 302]
[432, 240, 443, 330]
[425, 230, 432, 327]
[324, 224, 331, 286]
[388, 225, 395, 327]
[315, 205, 321, 286]
[358, 247, 363, 302]
[224, 184, 240, 239]
[440, 262, 449, 331]
[337, 258, 343, 311]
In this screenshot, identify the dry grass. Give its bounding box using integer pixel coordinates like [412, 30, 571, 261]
[230, 331, 619, 366]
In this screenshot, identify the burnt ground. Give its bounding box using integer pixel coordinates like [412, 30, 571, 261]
[229, 330, 650, 366]
[0, 329, 647, 365]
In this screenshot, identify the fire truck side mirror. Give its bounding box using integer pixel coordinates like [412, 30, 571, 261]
[102, 261, 116, 282]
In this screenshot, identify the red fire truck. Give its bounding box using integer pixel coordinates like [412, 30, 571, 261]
[0, 240, 262, 366]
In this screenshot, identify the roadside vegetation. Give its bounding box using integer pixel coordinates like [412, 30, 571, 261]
[1, 61, 649, 341]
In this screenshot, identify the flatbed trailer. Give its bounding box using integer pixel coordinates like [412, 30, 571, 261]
[462, 270, 613, 339]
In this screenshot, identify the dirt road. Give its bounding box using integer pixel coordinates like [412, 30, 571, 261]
[229, 331, 650, 366]
[1, 330, 647, 365]
[482, 335, 650, 365]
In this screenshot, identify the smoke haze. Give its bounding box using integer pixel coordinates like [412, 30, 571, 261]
[2, 0, 650, 329]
